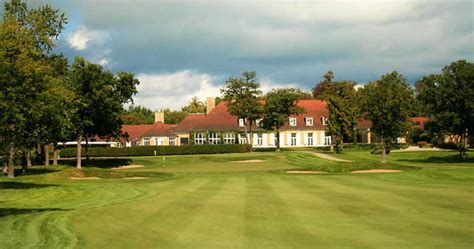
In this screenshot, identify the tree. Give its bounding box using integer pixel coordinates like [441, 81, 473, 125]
[416, 60, 473, 159]
[359, 72, 415, 163]
[121, 105, 154, 125]
[312, 71, 334, 99]
[161, 108, 188, 124]
[69, 57, 139, 169]
[220, 71, 262, 146]
[260, 88, 304, 150]
[0, 0, 67, 177]
[181, 96, 206, 113]
[312, 72, 359, 152]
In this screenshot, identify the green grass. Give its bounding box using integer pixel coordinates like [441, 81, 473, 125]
[1, 151, 473, 248]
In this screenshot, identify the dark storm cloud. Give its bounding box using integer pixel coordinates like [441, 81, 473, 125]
[14, 0, 474, 108]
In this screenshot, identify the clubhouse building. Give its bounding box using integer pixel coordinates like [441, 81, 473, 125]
[120, 97, 373, 148]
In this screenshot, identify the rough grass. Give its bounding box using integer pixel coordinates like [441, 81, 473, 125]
[0, 151, 473, 248]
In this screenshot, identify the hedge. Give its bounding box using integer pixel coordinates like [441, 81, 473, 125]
[59, 144, 252, 158]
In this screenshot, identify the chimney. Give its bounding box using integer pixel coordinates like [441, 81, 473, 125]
[206, 97, 215, 115]
[154, 112, 164, 123]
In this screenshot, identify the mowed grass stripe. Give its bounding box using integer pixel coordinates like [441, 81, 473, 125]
[177, 177, 247, 249]
[284, 174, 474, 248]
[243, 176, 313, 248]
[72, 177, 213, 248]
[278, 174, 409, 248]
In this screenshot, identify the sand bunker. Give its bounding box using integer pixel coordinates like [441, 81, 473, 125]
[232, 160, 265, 163]
[70, 177, 100, 180]
[286, 170, 327, 174]
[111, 164, 144, 170]
[352, 169, 402, 174]
[122, 176, 149, 179]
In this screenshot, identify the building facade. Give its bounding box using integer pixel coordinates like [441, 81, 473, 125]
[120, 98, 375, 148]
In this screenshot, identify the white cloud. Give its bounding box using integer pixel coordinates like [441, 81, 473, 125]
[67, 26, 110, 50]
[132, 71, 298, 110]
[98, 58, 110, 66]
[133, 71, 221, 110]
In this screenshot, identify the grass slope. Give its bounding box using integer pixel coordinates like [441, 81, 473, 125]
[1, 151, 473, 248]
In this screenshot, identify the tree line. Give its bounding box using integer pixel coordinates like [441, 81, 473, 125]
[0, 0, 140, 177]
[220, 62, 472, 162]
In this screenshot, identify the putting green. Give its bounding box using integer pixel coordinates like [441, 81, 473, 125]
[1, 151, 473, 248]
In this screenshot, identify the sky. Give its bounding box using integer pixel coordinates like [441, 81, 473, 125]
[10, 0, 474, 110]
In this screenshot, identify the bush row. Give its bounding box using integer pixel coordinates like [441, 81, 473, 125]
[59, 144, 252, 158]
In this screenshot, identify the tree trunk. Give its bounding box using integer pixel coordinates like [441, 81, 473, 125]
[248, 117, 254, 149]
[53, 148, 58, 166]
[44, 144, 49, 167]
[8, 144, 15, 178]
[85, 137, 90, 161]
[381, 139, 387, 164]
[276, 128, 281, 152]
[2, 162, 8, 174]
[76, 135, 82, 169]
[460, 130, 468, 160]
[26, 150, 32, 167]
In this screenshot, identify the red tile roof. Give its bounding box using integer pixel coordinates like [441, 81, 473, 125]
[174, 100, 331, 132]
[121, 122, 175, 140]
[410, 116, 429, 129]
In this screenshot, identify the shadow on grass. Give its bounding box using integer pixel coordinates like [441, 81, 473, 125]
[0, 207, 69, 217]
[398, 155, 474, 164]
[0, 181, 59, 189]
[59, 158, 132, 168]
[15, 167, 60, 177]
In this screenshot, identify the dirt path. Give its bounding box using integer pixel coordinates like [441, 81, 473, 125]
[306, 151, 353, 162]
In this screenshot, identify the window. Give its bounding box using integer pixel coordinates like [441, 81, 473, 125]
[321, 117, 329, 126]
[194, 132, 206, 145]
[305, 117, 313, 126]
[169, 137, 176, 146]
[223, 132, 235, 144]
[289, 117, 297, 126]
[307, 132, 314, 146]
[239, 134, 247, 144]
[256, 119, 262, 127]
[180, 137, 189, 145]
[290, 133, 297, 146]
[257, 134, 263, 146]
[155, 137, 163, 145]
[144, 137, 150, 146]
[209, 132, 220, 144]
[239, 118, 245, 127]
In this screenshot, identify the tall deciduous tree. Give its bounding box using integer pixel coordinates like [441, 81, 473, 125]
[416, 60, 473, 159]
[121, 105, 155, 125]
[360, 72, 414, 163]
[69, 57, 139, 169]
[312, 71, 334, 99]
[313, 72, 359, 152]
[221, 71, 262, 146]
[181, 96, 206, 113]
[0, 0, 67, 177]
[260, 88, 304, 150]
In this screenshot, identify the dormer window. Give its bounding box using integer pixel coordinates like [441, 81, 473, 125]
[321, 117, 329, 126]
[305, 117, 313, 126]
[289, 117, 297, 126]
[239, 118, 245, 127]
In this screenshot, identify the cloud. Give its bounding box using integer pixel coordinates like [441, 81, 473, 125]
[132, 71, 297, 110]
[43, 0, 473, 88]
[67, 26, 110, 51]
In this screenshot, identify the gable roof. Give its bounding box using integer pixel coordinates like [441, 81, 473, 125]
[121, 122, 175, 140]
[174, 100, 330, 132]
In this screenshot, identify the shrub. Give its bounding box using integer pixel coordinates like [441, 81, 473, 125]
[417, 141, 429, 148]
[437, 142, 458, 150]
[59, 144, 252, 158]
